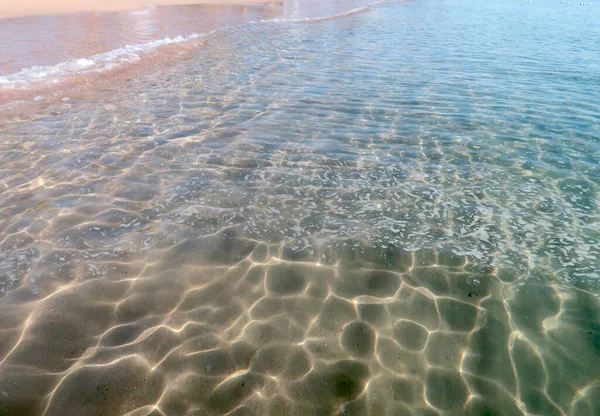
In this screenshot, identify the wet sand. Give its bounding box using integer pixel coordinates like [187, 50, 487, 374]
[0, 2, 283, 77]
[0, 0, 277, 19]
[0, 2, 282, 109]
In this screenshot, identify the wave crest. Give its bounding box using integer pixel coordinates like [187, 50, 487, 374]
[261, 5, 372, 24]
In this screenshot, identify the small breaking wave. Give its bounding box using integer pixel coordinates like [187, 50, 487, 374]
[260, 1, 404, 24]
[0, 31, 215, 90]
[261, 5, 372, 24]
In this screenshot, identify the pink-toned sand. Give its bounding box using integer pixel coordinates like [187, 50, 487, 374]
[0, 0, 274, 19]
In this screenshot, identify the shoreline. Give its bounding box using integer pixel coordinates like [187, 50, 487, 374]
[0, 0, 279, 20]
[0, 0, 282, 108]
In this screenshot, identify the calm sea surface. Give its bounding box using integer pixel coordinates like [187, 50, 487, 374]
[0, 0, 599, 415]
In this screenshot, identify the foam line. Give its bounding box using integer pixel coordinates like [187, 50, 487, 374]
[0, 31, 214, 89]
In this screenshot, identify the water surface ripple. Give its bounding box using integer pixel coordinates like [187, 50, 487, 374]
[0, 1, 599, 415]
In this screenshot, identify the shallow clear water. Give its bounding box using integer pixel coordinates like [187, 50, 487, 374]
[1, 0, 600, 415]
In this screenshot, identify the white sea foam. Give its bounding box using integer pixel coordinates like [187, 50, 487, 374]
[0, 31, 213, 89]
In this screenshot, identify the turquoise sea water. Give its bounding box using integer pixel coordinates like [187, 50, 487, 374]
[0, 0, 599, 415]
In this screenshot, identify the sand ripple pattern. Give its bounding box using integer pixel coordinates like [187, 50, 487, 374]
[1, 2, 600, 415]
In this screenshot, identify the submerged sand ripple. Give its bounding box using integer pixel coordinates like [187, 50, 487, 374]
[1, 237, 599, 415]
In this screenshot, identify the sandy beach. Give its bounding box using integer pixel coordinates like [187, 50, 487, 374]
[0, 0, 275, 19]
